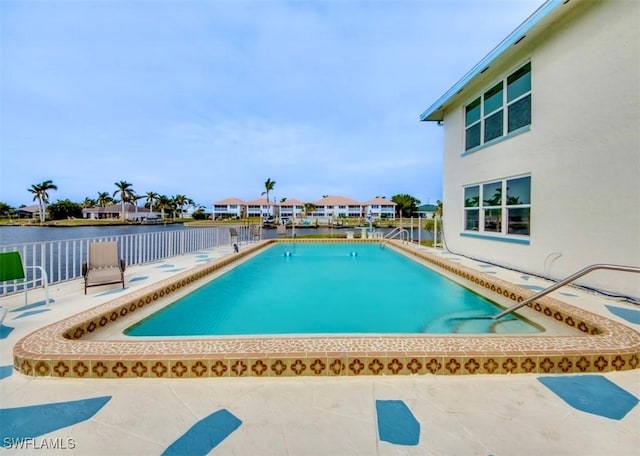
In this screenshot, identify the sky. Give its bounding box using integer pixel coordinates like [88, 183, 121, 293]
[0, 0, 544, 209]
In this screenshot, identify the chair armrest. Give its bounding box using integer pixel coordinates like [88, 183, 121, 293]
[25, 265, 48, 283]
[120, 259, 126, 272]
[82, 262, 88, 276]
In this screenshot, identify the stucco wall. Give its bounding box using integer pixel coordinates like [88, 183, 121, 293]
[440, 0, 640, 298]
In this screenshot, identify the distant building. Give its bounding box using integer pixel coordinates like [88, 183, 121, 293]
[212, 197, 246, 219]
[16, 205, 40, 219]
[362, 197, 397, 219]
[212, 195, 398, 221]
[416, 204, 437, 219]
[245, 198, 277, 218]
[420, 0, 639, 298]
[82, 203, 157, 221]
[314, 196, 364, 219]
[278, 199, 304, 219]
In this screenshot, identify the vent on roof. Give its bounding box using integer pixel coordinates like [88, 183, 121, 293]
[480, 66, 489, 74]
[514, 35, 526, 45]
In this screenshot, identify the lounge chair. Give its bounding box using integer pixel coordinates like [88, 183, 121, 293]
[82, 242, 126, 294]
[276, 224, 287, 235]
[0, 251, 50, 306]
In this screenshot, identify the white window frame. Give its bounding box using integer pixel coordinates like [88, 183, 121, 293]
[462, 175, 531, 240]
[464, 62, 531, 152]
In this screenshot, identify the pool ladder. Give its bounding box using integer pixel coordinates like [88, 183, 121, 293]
[380, 228, 410, 248]
[493, 263, 640, 319]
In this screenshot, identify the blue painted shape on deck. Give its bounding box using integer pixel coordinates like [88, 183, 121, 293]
[162, 409, 242, 455]
[129, 276, 149, 282]
[538, 375, 638, 420]
[13, 309, 51, 320]
[157, 264, 174, 268]
[0, 365, 13, 380]
[520, 275, 530, 281]
[0, 325, 14, 339]
[559, 292, 579, 297]
[376, 400, 420, 446]
[163, 268, 186, 273]
[94, 288, 127, 297]
[605, 305, 640, 325]
[520, 284, 544, 291]
[0, 396, 111, 442]
[11, 300, 50, 312]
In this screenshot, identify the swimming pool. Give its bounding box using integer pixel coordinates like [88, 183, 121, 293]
[13, 240, 640, 379]
[125, 243, 539, 336]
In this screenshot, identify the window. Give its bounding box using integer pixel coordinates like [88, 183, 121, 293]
[463, 176, 531, 237]
[465, 63, 531, 151]
[464, 186, 479, 231]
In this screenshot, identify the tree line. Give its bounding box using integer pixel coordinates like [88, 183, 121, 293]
[0, 180, 203, 222]
[0, 177, 441, 222]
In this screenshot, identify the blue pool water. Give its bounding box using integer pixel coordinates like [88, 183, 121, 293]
[125, 244, 540, 336]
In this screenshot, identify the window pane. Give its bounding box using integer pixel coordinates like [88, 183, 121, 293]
[482, 181, 502, 206]
[506, 176, 531, 205]
[507, 63, 531, 102]
[484, 83, 503, 115]
[465, 98, 481, 126]
[508, 208, 530, 235]
[484, 110, 503, 142]
[464, 186, 480, 207]
[508, 94, 531, 132]
[484, 209, 502, 232]
[465, 123, 481, 150]
[465, 209, 479, 230]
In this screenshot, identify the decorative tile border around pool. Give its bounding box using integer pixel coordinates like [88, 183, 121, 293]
[13, 240, 640, 378]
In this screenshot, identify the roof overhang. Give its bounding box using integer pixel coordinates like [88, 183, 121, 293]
[420, 0, 569, 122]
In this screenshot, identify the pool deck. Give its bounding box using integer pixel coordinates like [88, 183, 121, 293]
[1, 241, 638, 454]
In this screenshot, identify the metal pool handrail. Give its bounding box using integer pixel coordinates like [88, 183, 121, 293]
[493, 263, 640, 320]
[380, 227, 409, 247]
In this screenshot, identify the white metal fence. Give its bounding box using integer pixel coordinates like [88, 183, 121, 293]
[0, 225, 253, 297]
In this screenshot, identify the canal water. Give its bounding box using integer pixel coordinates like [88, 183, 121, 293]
[0, 224, 434, 246]
[0, 224, 186, 246]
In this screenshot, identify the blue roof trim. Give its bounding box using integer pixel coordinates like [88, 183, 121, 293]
[420, 0, 565, 122]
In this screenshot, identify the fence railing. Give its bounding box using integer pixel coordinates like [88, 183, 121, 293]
[0, 225, 253, 297]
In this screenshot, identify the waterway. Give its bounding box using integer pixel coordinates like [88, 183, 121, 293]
[0, 224, 434, 246]
[0, 224, 186, 246]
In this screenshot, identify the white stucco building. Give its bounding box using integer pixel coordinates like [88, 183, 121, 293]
[212, 197, 245, 219]
[421, 0, 639, 298]
[362, 197, 397, 219]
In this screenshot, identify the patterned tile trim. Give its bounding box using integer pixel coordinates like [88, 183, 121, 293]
[12, 240, 640, 378]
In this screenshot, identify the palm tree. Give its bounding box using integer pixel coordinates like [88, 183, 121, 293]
[156, 195, 171, 220]
[261, 178, 276, 216]
[131, 194, 144, 220]
[96, 191, 114, 207]
[27, 180, 57, 223]
[145, 191, 159, 214]
[113, 181, 135, 221]
[172, 194, 193, 219]
[302, 202, 317, 217]
[82, 197, 96, 209]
